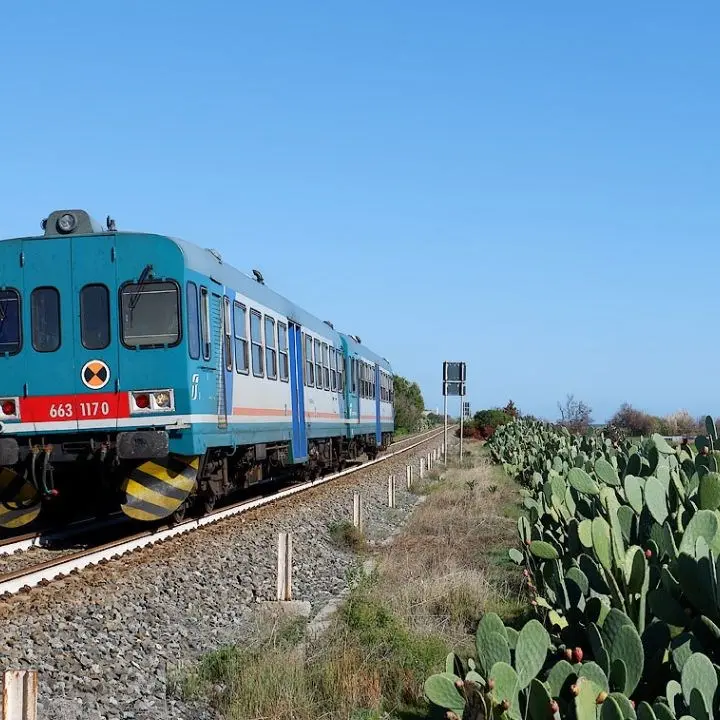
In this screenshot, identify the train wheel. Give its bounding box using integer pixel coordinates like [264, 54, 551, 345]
[120, 455, 199, 522]
[0, 468, 42, 529]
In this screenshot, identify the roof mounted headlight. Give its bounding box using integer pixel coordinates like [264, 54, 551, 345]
[56, 212, 77, 234]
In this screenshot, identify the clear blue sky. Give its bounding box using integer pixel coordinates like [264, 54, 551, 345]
[2, 2, 718, 422]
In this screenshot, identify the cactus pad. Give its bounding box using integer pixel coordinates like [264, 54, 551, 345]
[596, 457, 621, 486]
[680, 652, 717, 714]
[515, 619, 550, 689]
[529, 540, 560, 560]
[699, 472, 720, 511]
[645, 476, 669, 526]
[569, 467, 600, 495]
[424, 673, 466, 714]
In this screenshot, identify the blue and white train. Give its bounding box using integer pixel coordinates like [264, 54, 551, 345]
[0, 209, 395, 529]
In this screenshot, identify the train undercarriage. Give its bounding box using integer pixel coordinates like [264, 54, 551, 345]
[0, 429, 394, 531]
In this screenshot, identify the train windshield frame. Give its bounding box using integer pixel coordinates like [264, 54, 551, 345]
[120, 280, 181, 349]
[0, 288, 21, 355]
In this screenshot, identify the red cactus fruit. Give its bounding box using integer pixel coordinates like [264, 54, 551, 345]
[501, 700, 511, 711]
[531, 600, 537, 606]
[455, 679, 464, 689]
[573, 647, 584, 663]
[645, 549, 652, 559]
[550, 700, 559, 713]
[564, 648, 573, 661]
[487, 679, 495, 690]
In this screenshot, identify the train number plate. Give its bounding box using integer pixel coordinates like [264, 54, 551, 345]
[21, 393, 130, 422]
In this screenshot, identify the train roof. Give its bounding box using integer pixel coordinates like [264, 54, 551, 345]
[168, 233, 392, 369]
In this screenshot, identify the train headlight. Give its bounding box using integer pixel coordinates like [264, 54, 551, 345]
[153, 391, 170, 408]
[56, 212, 77, 234]
[129, 389, 175, 413]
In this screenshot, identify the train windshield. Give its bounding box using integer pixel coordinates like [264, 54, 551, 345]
[120, 281, 180, 348]
[0, 289, 21, 355]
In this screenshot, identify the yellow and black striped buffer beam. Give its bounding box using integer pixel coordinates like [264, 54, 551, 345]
[0, 468, 42, 529]
[120, 455, 199, 522]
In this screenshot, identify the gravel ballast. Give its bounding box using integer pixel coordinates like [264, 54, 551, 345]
[0, 434, 450, 720]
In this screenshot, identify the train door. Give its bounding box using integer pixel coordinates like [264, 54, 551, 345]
[71, 234, 119, 427]
[220, 295, 235, 431]
[374, 363, 382, 445]
[211, 291, 227, 428]
[287, 322, 308, 462]
[20, 237, 78, 429]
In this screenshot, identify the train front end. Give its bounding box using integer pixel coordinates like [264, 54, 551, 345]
[0, 210, 197, 529]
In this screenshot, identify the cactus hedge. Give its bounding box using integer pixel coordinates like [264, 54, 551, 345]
[424, 416, 720, 720]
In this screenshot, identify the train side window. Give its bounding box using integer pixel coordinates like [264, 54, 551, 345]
[314, 338, 322, 389]
[278, 322, 289, 382]
[304, 334, 314, 386]
[31, 287, 61, 353]
[339, 352, 345, 392]
[120, 281, 180, 349]
[250, 309, 264, 377]
[186, 282, 200, 360]
[0, 289, 22, 356]
[80, 284, 110, 351]
[351, 358, 357, 394]
[330, 348, 337, 391]
[265, 316, 277, 380]
[389, 375, 394, 403]
[223, 297, 233, 372]
[200, 287, 211, 360]
[233, 302, 249, 374]
[322, 343, 330, 389]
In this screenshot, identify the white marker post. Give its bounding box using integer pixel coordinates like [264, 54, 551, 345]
[388, 475, 396, 508]
[405, 465, 412, 490]
[353, 492, 363, 532]
[1, 670, 38, 720]
[276, 532, 293, 602]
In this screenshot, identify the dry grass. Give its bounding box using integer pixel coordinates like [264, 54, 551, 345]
[176, 441, 525, 719]
[376, 444, 524, 646]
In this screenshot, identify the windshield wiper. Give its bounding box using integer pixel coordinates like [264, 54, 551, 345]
[129, 264, 153, 310]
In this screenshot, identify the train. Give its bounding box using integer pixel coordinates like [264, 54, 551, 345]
[0, 209, 395, 529]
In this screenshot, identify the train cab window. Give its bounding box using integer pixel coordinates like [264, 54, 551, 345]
[121, 281, 180, 349]
[223, 298, 233, 372]
[200, 287, 211, 360]
[278, 322, 289, 382]
[0, 289, 22, 356]
[233, 302, 249, 374]
[80, 284, 110, 351]
[314, 339, 322, 389]
[322, 343, 330, 389]
[265, 316, 277, 380]
[250, 309, 264, 377]
[304, 334, 314, 386]
[330, 348, 337, 391]
[31, 287, 61, 353]
[186, 282, 200, 360]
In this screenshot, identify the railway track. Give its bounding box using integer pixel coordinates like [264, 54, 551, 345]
[0, 426, 449, 598]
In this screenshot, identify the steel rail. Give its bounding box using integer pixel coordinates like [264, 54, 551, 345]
[0, 426, 443, 557]
[0, 427, 452, 597]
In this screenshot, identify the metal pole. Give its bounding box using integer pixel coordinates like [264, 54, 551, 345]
[443, 394, 448, 465]
[459, 398, 464, 461]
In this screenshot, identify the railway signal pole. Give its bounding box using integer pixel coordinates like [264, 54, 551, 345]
[443, 361, 467, 463]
